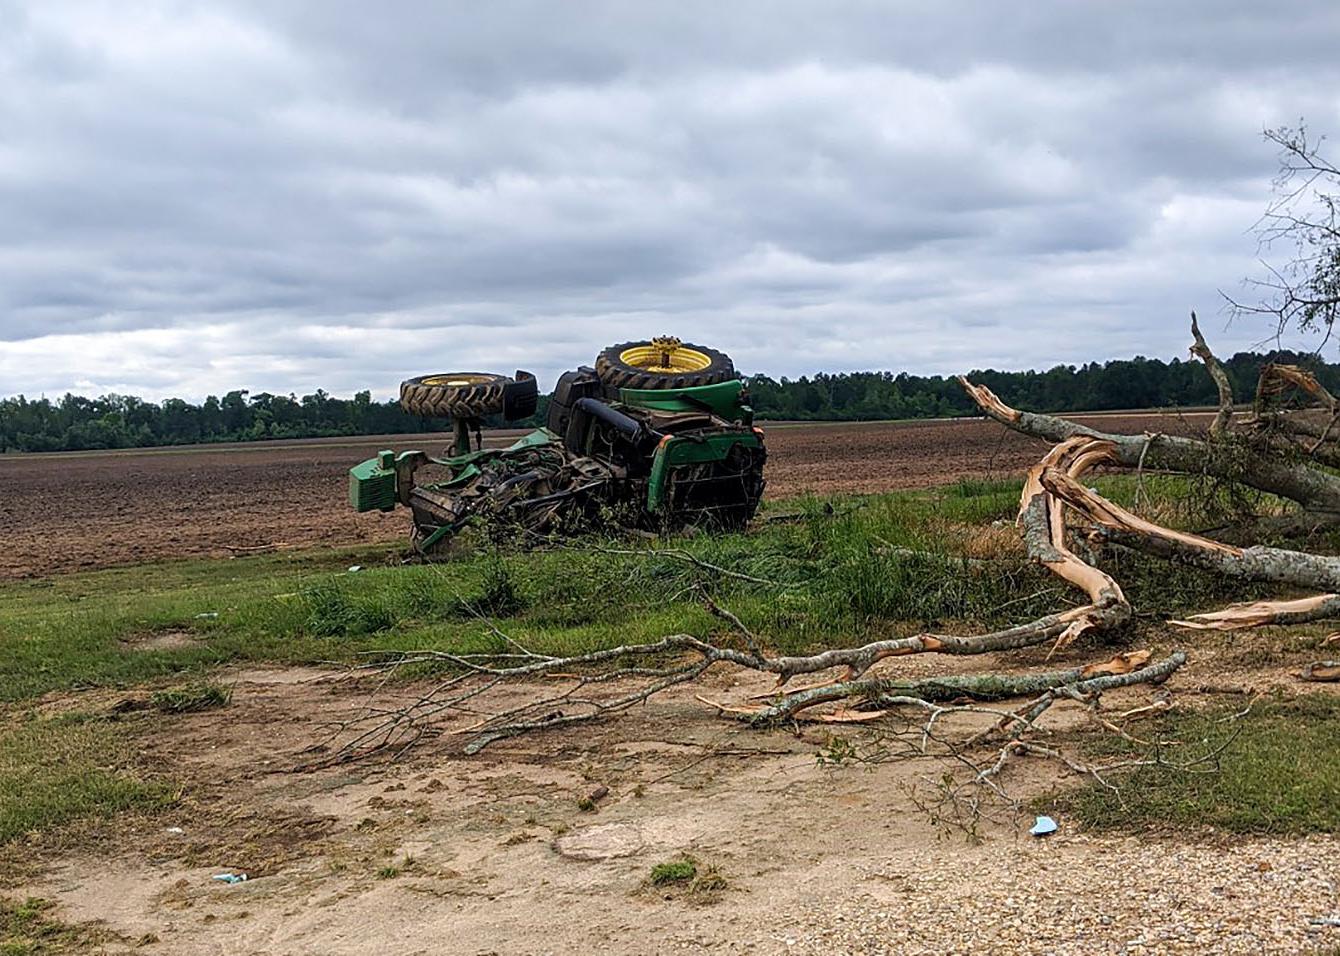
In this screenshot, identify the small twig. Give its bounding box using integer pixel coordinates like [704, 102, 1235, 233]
[1134, 432, 1157, 510]
[697, 585, 764, 657]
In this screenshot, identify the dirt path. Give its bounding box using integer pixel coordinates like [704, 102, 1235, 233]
[24, 650, 1340, 955]
[1, 412, 1208, 579]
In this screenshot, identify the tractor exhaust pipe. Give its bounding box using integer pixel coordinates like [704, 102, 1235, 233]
[573, 397, 661, 449]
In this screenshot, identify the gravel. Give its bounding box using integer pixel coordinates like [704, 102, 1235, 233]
[782, 833, 1340, 955]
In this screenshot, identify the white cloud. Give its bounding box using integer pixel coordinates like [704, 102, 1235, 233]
[1, 0, 1339, 400]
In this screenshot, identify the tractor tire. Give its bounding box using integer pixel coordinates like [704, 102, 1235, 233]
[595, 338, 736, 390]
[400, 371, 537, 420]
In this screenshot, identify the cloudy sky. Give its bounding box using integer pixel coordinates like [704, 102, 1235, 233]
[3, 1, 1340, 402]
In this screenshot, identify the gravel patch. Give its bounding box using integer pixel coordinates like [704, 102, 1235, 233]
[782, 834, 1340, 955]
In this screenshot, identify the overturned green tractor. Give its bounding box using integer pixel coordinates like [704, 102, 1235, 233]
[349, 337, 767, 553]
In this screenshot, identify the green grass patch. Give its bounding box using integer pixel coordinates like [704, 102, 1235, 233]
[649, 857, 697, 885]
[0, 489, 1014, 700]
[0, 716, 177, 844]
[0, 475, 1324, 705]
[4, 476, 1339, 850]
[0, 896, 107, 955]
[1051, 695, 1340, 835]
[150, 681, 232, 714]
[646, 855, 727, 897]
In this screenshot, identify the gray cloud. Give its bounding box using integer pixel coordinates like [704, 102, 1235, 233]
[2, 0, 1340, 400]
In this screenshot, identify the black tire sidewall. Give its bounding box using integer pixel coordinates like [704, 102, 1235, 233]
[594, 340, 736, 390]
[399, 373, 512, 419]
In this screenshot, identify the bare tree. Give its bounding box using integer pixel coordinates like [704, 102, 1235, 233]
[1229, 124, 1340, 345]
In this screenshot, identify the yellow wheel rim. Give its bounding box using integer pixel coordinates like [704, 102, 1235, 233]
[420, 373, 496, 387]
[619, 337, 711, 374]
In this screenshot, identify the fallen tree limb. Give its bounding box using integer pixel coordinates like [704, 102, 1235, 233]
[732, 650, 1161, 722]
[1299, 661, 1340, 682]
[959, 377, 1340, 512]
[1169, 594, 1340, 630]
[1041, 467, 1340, 593]
[1022, 456, 1340, 637]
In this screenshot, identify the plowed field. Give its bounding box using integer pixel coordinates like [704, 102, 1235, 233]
[0, 411, 1210, 578]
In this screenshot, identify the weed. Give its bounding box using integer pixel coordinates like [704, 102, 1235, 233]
[647, 855, 728, 898]
[815, 735, 863, 767]
[689, 864, 728, 894]
[473, 557, 525, 617]
[150, 681, 232, 713]
[302, 582, 397, 637]
[649, 857, 697, 886]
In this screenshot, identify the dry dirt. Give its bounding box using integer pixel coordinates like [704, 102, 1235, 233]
[19, 644, 1340, 955]
[0, 411, 1211, 579]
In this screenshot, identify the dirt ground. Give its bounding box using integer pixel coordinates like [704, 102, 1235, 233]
[20, 643, 1340, 955]
[0, 411, 1211, 579]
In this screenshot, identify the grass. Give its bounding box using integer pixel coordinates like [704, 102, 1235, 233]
[0, 715, 177, 844]
[0, 896, 106, 955]
[0, 476, 1331, 844]
[1052, 695, 1340, 835]
[0, 476, 1300, 704]
[649, 857, 698, 885]
[647, 855, 728, 897]
[150, 681, 232, 713]
[0, 486, 1055, 702]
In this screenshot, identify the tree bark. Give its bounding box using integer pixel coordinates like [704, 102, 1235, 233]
[959, 378, 1340, 512]
[1190, 310, 1235, 438]
[739, 651, 1160, 721]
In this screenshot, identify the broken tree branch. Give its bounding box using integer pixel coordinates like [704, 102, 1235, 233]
[1299, 661, 1340, 682]
[959, 377, 1340, 512]
[1190, 310, 1235, 438]
[733, 650, 1165, 723]
[1041, 467, 1340, 592]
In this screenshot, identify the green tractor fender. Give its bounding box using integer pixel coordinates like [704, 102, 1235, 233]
[646, 429, 764, 514]
[617, 378, 754, 422]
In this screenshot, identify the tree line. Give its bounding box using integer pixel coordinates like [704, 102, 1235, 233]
[746, 350, 1340, 421]
[3, 349, 1338, 453]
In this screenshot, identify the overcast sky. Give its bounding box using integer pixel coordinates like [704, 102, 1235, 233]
[3, 1, 1340, 402]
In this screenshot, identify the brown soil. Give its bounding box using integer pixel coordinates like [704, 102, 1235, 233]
[0, 411, 1211, 580]
[20, 645, 1339, 955]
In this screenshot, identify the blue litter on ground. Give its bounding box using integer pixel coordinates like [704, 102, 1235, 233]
[1030, 815, 1058, 836]
[212, 873, 248, 884]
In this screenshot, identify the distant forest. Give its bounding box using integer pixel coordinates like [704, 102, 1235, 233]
[3, 349, 1338, 453]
